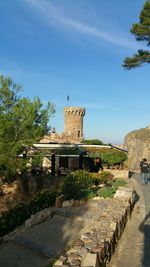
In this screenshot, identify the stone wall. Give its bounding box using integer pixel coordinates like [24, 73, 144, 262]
[0, 176, 58, 213]
[54, 187, 135, 266]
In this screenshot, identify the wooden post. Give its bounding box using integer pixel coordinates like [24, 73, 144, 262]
[51, 154, 55, 176]
[79, 153, 83, 170]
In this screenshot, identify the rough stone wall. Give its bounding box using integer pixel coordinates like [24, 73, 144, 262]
[39, 132, 75, 144]
[0, 177, 56, 212]
[124, 127, 150, 170]
[53, 187, 134, 267]
[39, 132, 63, 143]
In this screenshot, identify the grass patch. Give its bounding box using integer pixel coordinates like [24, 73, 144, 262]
[98, 187, 115, 198]
[111, 178, 127, 188]
[79, 188, 97, 200]
[98, 178, 127, 198]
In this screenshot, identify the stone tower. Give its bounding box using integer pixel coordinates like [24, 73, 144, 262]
[63, 107, 85, 143]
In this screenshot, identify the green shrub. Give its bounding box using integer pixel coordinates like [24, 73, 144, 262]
[0, 203, 30, 237]
[98, 178, 127, 198]
[0, 189, 57, 237]
[79, 188, 97, 200]
[101, 151, 127, 168]
[100, 171, 114, 183]
[89, 149, 127, 168]
[28, 190, 57, 214]
[61, 170, 93, 200]
[82, 139, 104, 145]
[91, 173, 100, 186]
[90, 171, 113, 185]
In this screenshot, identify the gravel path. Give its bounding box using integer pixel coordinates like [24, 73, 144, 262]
[108, 173, 150, 267]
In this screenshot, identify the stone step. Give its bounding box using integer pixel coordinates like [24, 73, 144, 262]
[54, 207, 97, 223]
[13, 214, 87, 258]
[54, 199, 110, 221]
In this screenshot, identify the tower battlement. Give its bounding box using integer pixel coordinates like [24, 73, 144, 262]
[64, 107, 85, 117]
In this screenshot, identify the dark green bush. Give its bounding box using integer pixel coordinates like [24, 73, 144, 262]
[82, 139, 104, 145]
[0, 189, 57, 237]
[79, 188, 97, 200]
[0, 203, 30, 237]
[61, 170, 93, 200]
[29, 190, 56, 214]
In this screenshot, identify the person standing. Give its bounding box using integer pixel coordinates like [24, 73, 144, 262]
[95, 157, 103, 173]
[140, 158, 149, 185]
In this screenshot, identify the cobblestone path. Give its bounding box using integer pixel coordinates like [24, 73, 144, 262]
[108, 173, 150, 267]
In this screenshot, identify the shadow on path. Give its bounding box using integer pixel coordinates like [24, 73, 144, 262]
[134, 173, 150, 267]
[108, 173, 146, 267]
[139, 211, 150, 267]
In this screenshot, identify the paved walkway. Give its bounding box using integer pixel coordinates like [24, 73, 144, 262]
[108, 173, 150, 267]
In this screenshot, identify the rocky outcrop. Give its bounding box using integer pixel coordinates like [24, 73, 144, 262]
[124, 127, 150, 170]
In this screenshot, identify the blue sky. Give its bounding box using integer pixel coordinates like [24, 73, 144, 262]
[0, 0, 149, 144]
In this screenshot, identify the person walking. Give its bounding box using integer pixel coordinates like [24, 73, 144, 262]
[140, 158, 149, 185]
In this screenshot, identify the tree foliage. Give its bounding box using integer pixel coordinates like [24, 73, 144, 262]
[89, 149, 127, 168]
[0, 75, 55, 178]
[82, 139, 104, 145]
[101, 151, 127, 167]
[123, 1, 150, 69]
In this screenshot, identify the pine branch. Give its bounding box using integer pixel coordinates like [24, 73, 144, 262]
[123, 50, 150, 69]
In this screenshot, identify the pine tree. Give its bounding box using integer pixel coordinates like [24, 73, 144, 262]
[123, 1, 150, 69]
[0, 75, 55, 178]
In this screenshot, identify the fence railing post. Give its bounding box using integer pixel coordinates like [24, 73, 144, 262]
[51, 154, 55, 176]
[79, 153, 83, 170]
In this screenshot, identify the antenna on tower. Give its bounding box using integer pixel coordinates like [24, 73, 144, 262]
[67, 95, 69, 102]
